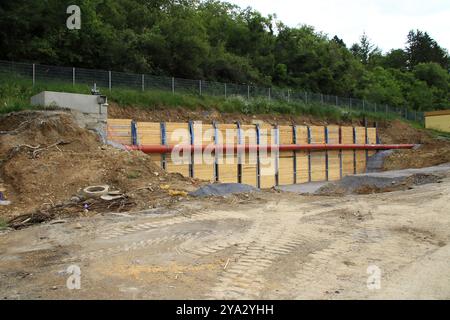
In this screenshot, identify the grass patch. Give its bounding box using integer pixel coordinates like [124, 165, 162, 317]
[0, 73, 420, 125]
[0, 218, 8, 230]
[127, 170, 142, 179]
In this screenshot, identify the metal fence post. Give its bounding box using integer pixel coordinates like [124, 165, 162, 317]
[199, 80, 202, 96]
[72, 67, 75, 86]
[141, 74, 144, 92]
[224, 83, 227, 98]
[108, 71, 112, 91]
[172, 77, 175, 94]
[335, 96, 338, 106]
[363, 100, 365, 112]
[247, 85, 250, 100]
[32, 63, 35, 86]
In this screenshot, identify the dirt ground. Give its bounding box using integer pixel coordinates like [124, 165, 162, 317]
[2, 110, 450, 225]
[0, 111, 202, 222]
[1, 170, 450, 299]
[1, 109, 450, 300]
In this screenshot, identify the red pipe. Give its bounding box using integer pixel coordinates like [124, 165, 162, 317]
[125, 144, 415, 154]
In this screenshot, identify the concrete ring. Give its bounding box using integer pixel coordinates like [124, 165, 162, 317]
[83, 185, 110, 198]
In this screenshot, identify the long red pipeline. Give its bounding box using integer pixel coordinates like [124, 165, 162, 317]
[125, 144, 415, 154]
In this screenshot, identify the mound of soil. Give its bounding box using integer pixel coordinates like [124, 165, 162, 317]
[0, 111, 200, 221]
[378, 120, 450, 170]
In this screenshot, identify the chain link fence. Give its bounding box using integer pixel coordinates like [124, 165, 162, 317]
[0, 60, 424, 123]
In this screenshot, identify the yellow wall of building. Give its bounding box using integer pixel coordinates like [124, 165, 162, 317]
[425, 115, 450, 132]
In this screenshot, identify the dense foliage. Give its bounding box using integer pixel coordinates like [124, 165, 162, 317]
[0, 0, 448, 111]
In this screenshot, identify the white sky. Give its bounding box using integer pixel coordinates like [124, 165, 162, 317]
[225, 0, 450, 52]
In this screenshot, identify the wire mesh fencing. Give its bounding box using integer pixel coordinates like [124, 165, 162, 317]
[0, 60, 424, 122]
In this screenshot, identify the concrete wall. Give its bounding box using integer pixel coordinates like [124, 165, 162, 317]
[425, 114, 450, 133]
[31, 91, 107, 120]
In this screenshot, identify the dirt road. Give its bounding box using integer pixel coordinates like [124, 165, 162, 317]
[1, 172, 450, 300]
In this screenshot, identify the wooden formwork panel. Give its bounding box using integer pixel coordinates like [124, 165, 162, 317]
[278, 125, 294, 144]
[192, 123, 215, 181]
[259, 124, 276, 188]
[341, 127, 354, 144]
[107, 119, 132, 145]
[327, 126, 341, 181]
[295, 126, 309, 144]
[137, 122, 160, 144]
[310, 126, 326, 181]
[279, 153, 294, 185]
[278, 125, 294, 186]
[341, 126, 355, 177]
[355, 127, 366, 144]
[296, 151, 309, 183]
[355, 127, 367, 174]
[216, 124, 238, 145]
[355, 151, 366, 174]
[137, 122, 162, 167]
[218, 155, 238, 183]
[328, 151, 341, 181]
[310, 151, 326, 181]
[240, 125, 257, 187]
[166, 153, 190, 177]
[216, 124, 238, 183]
[165, 122, 190, 176]
[367, 127, 377, 157]
[295, 126, 310, 183]
[342, 151, 355, 176]
[310, 126, 326, 144]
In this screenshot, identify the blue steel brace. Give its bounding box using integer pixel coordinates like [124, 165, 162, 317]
[365, 120, 369, 164]
[274, 125, 280, 187]
[376, 122, 381, 144]
[237, 122, 242, 183]
[353, 127, 357, 175]
[325, 126, 329, 181]
[256, 124, 261, 189]
[131, 120, 138, 146]
[339, 126, 343, 179]
[307, 126, 312, 182]
[213, 121, 219, 182]
[292, 125, 297, 184]
[188, 121, 194, 178]
[160, 122, 167, 169]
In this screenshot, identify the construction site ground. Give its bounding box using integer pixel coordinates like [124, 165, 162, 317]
[1, 109, 450, 299]
[1, 167, 450, 299]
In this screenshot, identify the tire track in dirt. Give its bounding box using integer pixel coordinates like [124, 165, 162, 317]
[62, 230, 212, 263]
[276, 198, 447, 299]
[98, 210, 250, 240]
